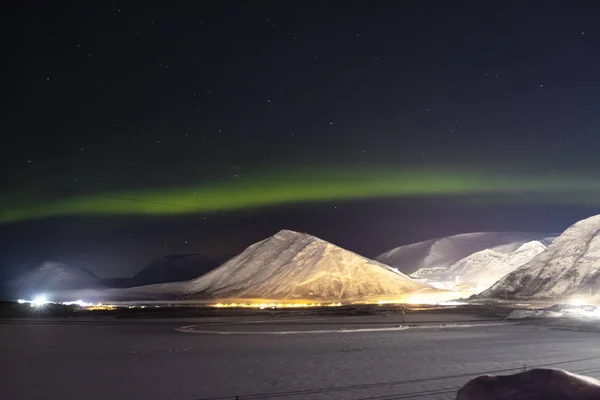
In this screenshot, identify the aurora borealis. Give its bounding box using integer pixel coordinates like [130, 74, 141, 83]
[3, 167, 600, 224]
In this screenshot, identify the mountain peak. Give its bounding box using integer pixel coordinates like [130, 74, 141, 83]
[274, 228, 310, 238]
[272, 229, 321, 242]
[11, 261, 102, 296]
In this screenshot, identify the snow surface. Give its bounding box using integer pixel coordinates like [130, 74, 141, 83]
[4, 317, 600, 400]
[128, 229, 437, 302]
[480, 214, 600, 300]
[376, 232, 556, 275]
[457, 368, 600, 399]
[10, 261, 102, 296]
[411, 241, 547, 290]
[506, 309, 567, 320]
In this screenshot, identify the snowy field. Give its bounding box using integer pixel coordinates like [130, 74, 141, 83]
[3, 314, 600, 400]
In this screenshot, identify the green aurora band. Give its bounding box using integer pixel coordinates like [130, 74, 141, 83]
[2, 167, 600, 223]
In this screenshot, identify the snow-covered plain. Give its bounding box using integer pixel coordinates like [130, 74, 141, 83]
[4, 315, 600, 400]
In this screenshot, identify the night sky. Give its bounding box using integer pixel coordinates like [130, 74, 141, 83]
[2, 1, 600, 280]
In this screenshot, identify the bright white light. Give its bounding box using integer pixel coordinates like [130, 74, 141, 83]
[569, 298, 586, 307]
[17, 299, 27, 304]
[440, 301, 467, 306]
[31, 295, 48, 307]
[61, 300, 92, 307]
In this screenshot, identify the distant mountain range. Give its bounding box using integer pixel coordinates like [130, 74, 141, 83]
[47, 230, 443, 303]
[129, 253, 231, 287]
[21, 216, 600, 304]
[376, 232, 556, 276]
[411, 240, 548, 290]
[8, 254, 230, 298]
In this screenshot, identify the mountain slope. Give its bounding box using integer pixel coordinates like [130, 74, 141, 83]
[480, 215, 600, 300]
[411, 240, 547, 290]
[130, 254, 230, 286]
[121, 229, 438, 302]
[376, 232, 556, 275]
[11, 261, 102, 296]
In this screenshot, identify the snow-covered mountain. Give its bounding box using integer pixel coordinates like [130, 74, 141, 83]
[74, 229, 439, 303]
[411, 240, 547, 290]
[11, 261, 103, 296]
[130, 254, 230, 287]
[480, 214, 600, 300]
[376, 232, 556, 275]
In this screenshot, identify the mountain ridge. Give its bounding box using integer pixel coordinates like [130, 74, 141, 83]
[410, 240, 547, 291]
[55, 229, 442, 303]
[479, 215, 600, 300]
[377, 232, 556, 275]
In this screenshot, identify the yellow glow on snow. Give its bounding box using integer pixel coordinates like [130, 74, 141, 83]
[368, 290, 471, 306]
[210, 292, 469, 308]
[85, 304, 116, 311]
[373, 298, 466, 306]
[212, 302, 342, 309]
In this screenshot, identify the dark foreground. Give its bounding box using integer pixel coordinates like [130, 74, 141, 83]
[4, 312, 600, 400]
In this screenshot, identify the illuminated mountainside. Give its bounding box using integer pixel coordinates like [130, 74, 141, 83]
[376, 232, 556, 275]
[115, 229, 439, 303]
[480, 214, 600, 300]
[411, 241, 547, 290]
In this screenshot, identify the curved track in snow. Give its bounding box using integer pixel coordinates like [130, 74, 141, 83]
[175, 320, 506, 335]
